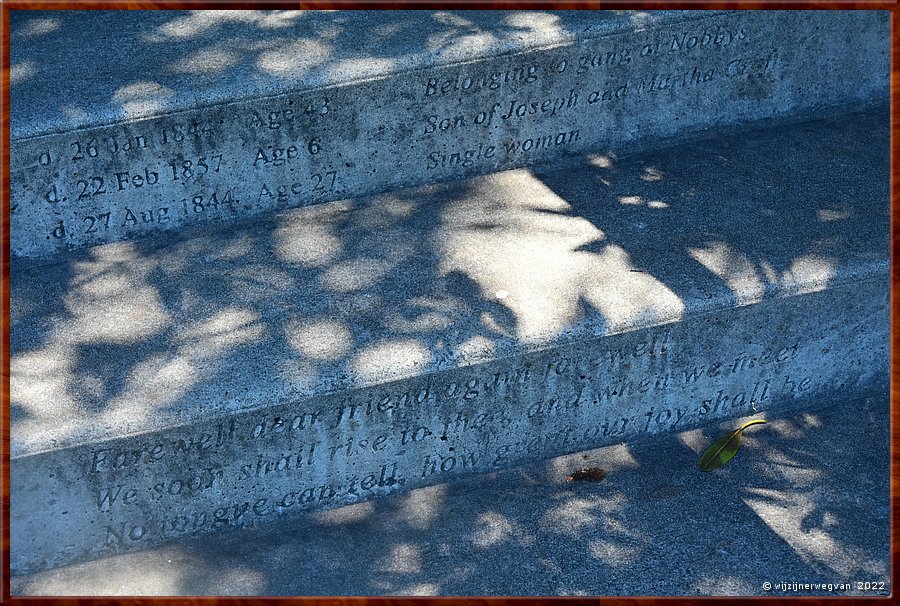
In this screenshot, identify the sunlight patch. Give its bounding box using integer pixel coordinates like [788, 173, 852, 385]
[17, 17, 61, 38]
[286, 319, 352, 361]
[257, 39, 331, 76]
[377, 543, 422, 573]
[176, 308, 264, 359]
[472, 512, 517, 547]
[589, 538, 643, 567]
[113, 81, 175, 119]
[641, 166, 664, 181]
[398, 484, 447, 530]
[155, 11, 262, 39]
[588, 154, 614, 168]
[172, 47, 240, 74]
[353, 339, 431, 383]
[779, 255, 835, 296]
[273, 206, 347, 267]
[327, 58, 397, 80]
[689, 241, 765, 305]
[453, 335, 496, 363]
[312, 501, 375, 525]
[10, 61, 36, 84]
[742, 489, 855, 576]
[817, 208, 851, 221]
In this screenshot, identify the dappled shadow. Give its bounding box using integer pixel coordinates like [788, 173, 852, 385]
[8, 98, 888, 590]
[734, 403, 890, 580]
[9, 399, 890, 596]
[532, 110, 888, 314]
[10, 10, 653, 134]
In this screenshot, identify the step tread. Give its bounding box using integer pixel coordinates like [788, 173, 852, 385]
[11, 10, 705, 139]
[9, 399, 891, 596]
[10, 106, 889, 457]
[11, 11, 887, 259]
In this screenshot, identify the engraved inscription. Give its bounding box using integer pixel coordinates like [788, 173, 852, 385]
[11, 269, 889, 576]
[416, 22, 759, 171]
[12, 11, 848, 259]
[8, 11, 890, 576]
[77, 325, 822, 558]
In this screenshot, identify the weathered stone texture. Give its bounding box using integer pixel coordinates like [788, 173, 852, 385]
[10, 11, 888, 257]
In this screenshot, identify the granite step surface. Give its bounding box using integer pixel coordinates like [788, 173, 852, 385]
[9, 106, 890, 574]
[10, 398, 890, 596]
[10, 10, 888, 258]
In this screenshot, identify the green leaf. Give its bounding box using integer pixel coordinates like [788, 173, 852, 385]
[698, 419, 767, 472]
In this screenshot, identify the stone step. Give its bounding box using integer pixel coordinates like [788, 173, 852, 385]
[10, 10, 888, 259]
[10, 106, 889, 574]
[9, 398, 890, 596]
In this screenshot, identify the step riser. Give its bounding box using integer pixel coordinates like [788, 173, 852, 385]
[11, 275, 887, 574]
[11, 10, 887, 259]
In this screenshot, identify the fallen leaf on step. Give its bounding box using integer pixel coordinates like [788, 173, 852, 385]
[699, 419, 767, 472]
[567, 468, 607, 482]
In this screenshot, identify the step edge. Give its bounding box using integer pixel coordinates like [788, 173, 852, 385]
[10, 261, 888, 460]
[10, 11, 731, 142]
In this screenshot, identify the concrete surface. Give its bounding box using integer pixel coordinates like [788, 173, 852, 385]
[10, 107, 889, 574]
[9, 398, 891, 596]
[10, 10, 888, 257]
